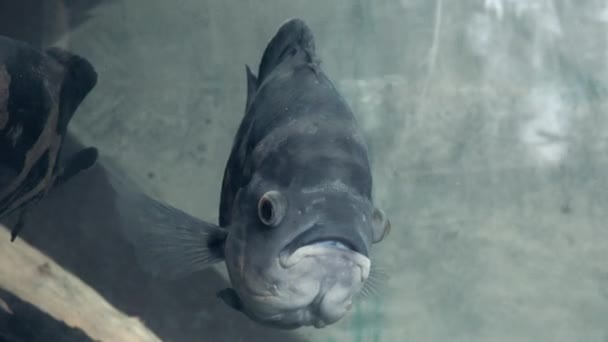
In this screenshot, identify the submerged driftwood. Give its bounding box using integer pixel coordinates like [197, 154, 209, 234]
[0, 225, 162, 342]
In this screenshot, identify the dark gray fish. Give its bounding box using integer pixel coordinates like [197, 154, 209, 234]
[109, 18, 390, 329]
[0, 35, 98, 240]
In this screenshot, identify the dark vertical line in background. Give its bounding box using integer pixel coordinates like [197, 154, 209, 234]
[350, 0, 377, 80]
[351, 0, 365, 82]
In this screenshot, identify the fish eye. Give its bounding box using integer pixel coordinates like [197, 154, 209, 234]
[257, 190, 286, 227]
[259, 199, 274, 222]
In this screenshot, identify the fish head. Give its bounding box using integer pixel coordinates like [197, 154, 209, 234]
[222, 178, 390, 329]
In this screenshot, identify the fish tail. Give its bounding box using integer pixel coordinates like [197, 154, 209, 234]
[103, 157, 227, 279]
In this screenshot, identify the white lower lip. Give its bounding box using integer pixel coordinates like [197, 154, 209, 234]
[280, 244, 371, 281]
[312, 240, 351, 250]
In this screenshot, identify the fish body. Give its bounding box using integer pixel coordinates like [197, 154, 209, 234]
[110, 18, 390, 329]
[0, 35, 98, 240]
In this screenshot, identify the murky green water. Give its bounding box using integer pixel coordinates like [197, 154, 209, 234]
[2, 1, 607, 341]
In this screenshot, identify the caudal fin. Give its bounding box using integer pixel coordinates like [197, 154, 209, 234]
[104, 158, 227, 279]
[257, 18, 318, 84]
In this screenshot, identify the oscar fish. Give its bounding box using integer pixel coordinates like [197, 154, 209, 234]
[0, 35, 98, 240]
[109, 18, 390, 329]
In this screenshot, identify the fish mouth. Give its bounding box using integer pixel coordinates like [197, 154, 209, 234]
[297, 237, 356, 252]
[240, 227, 372, 329]
[282, 223, 369, 258]
[280, 240, 370, 277]
[273, 236, 371, 327]
[279, 226, 371, 283]
[280, 237, 354, 267]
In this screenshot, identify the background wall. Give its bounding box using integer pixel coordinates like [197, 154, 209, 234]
[3, 1, 608, 341]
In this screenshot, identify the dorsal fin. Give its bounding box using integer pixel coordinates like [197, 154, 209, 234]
[245, 65, 257, 111]
[257, 18, 317, 85]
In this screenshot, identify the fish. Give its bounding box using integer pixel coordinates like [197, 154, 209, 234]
[108, 18, 390, 329]
[0, 35, 99, 241]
